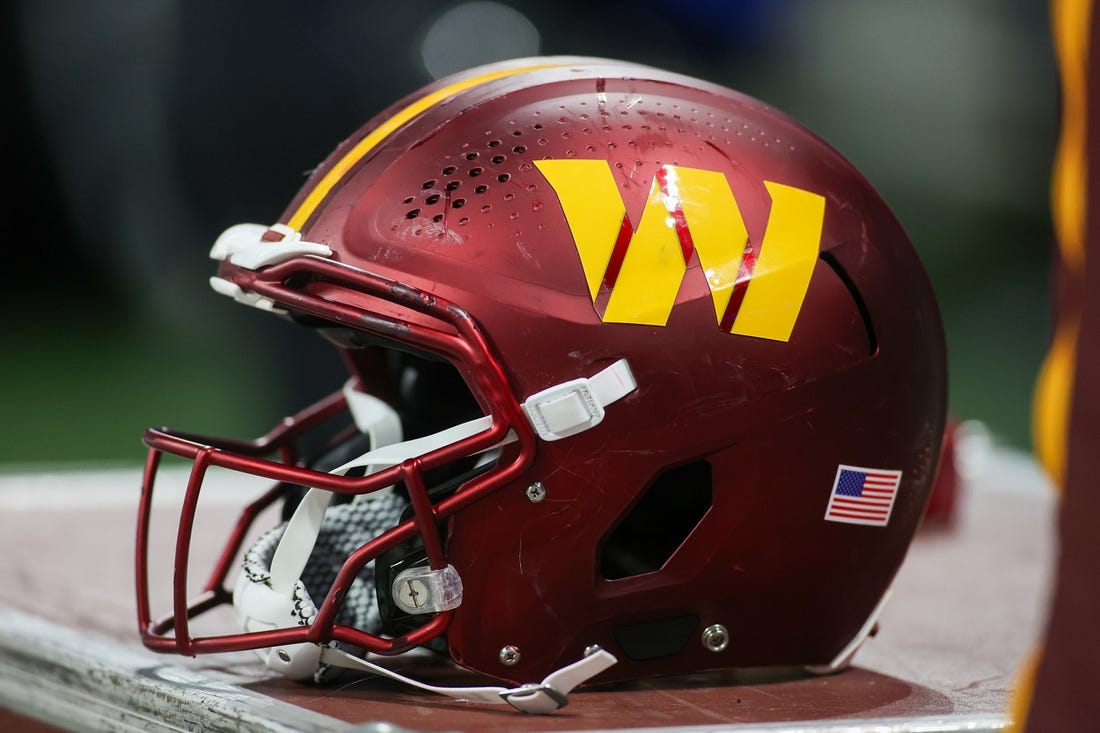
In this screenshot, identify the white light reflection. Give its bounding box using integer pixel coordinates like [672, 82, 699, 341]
[419, 1, 541, 80]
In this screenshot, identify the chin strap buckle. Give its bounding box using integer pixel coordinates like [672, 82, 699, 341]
[521, 359, 637, 441]
[499, 682, 570, 712]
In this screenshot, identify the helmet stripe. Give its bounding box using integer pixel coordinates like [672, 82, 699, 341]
[287, 63, 566, 231]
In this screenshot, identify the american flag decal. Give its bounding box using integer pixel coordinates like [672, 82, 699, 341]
[824, 465, 903, 527]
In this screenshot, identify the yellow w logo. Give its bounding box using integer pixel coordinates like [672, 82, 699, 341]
[535, 160, 825, 342]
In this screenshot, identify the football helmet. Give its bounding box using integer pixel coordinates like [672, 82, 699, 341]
[136, 57, 946, 709]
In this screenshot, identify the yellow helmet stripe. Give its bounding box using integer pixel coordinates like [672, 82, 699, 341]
[287, 63, 565, 231]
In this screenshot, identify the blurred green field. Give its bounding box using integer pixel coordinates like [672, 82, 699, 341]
[0, 315, 279, 469]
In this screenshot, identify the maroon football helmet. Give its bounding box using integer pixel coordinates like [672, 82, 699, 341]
[136, 57, 946, 705]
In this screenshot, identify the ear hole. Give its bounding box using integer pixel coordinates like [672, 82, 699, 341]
[599, 461, 713, 580]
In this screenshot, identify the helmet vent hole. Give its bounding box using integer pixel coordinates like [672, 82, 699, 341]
[452, 199, 466, 209]
[406, 209, 421, 219]
[422, 180, 436, 189]
[599, 461, 712, 581]
[446, 181, 461, 191]
[442, 166, 457, 175]
[468, 167, 484, 177]
[425, 194, 441, 205]
[475, 185, 488, 194]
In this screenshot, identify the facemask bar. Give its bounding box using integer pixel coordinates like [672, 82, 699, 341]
[135, 253, 538, 659]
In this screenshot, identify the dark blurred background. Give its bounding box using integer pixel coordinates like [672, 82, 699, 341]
[3, 0, 1056, 468]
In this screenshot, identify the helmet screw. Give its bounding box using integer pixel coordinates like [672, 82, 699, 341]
[583, 644, 602, 657]
[276, 649, 292, 663]
[525, 481, 547, 503]
[701, 624, 730, 653]
[499, 645, 521, 666]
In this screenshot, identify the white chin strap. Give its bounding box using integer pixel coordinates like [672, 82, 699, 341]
[320, 644, 617, 714]
[233, 359, 636, 712]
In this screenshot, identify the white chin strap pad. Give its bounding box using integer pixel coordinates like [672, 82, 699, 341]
[233, 571, 323, 680]
[233, 385, 406, 681]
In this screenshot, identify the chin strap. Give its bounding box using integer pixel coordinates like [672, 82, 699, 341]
[235, 361, 635, 707]
[267, 384, 404, 595]
[319, 645, 617, 714]
[266, 359, 637, 598]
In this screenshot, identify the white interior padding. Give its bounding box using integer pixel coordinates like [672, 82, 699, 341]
[242, 489, 408, 633]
